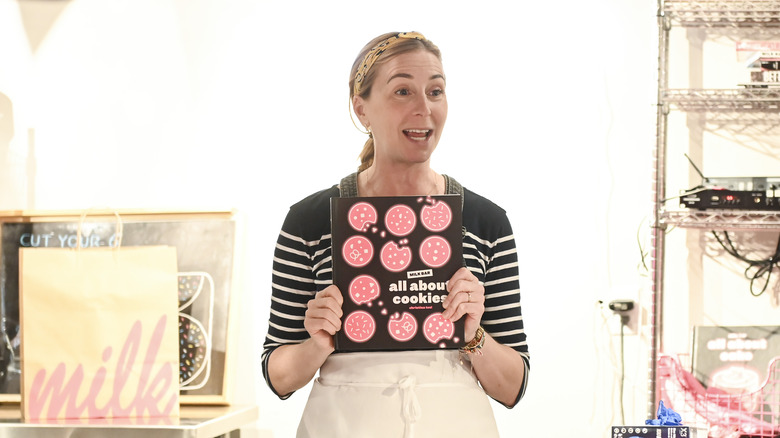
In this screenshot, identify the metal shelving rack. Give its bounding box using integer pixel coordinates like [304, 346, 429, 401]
[651, 0, 780, 421]
[661, 209, 780, 229]
[665, 88, 780, 110]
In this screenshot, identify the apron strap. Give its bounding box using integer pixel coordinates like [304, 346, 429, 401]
[338, 173, 359, 198]
[338, 172, 464, 206]
[398, 376, 421, 438]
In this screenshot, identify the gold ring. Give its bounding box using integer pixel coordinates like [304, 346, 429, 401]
[468, 292, 472, 302]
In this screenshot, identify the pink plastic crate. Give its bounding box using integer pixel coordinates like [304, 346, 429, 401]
[657, 354, 780, 438]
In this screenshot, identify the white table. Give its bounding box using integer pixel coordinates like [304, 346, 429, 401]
[0, 404, 260, 438]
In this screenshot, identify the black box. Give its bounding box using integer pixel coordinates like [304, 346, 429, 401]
[611, 425, 699, 438]
[692, 325, 780, 392]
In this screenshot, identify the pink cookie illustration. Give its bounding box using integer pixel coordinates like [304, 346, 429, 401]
[420, 200, 453, 232]
[380, 241, 412, 272]
[343, 310, 376, 343]
[385, 204, 417, 237]
[342, 235, 374, 268]
[419, 235, 451, 268]
[387, 312, 418, 342]
[348, 202, 378, 232]
[349, 275, 380, 305]
[423, 313, 454, 344]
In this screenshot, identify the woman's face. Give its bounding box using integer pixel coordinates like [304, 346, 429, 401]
[354, 50, 448, 167]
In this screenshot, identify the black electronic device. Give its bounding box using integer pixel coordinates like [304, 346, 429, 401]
[611, 425, 699, 438]
[680, 187, 780, 211]
[677, 155, 780, 211]
[608, 299, 635, 312]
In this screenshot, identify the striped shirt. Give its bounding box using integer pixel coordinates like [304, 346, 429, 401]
[262, 175, 530, 407]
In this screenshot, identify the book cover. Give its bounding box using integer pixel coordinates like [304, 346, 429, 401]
[736, 40, 780, 64]
[331, 194, 464, 352]
[692, 325, 780, 404]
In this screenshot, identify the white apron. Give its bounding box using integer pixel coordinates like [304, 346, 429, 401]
[296, 349, 499, 438]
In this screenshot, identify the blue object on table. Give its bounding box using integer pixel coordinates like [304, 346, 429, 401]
[645, 400, 682, 426]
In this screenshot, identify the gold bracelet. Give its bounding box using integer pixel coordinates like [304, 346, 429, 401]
[460, 326, 485, 355]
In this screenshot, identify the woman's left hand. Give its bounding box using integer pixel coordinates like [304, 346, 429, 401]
[442, 267, 526, 407]
[441, 267, 484, 340]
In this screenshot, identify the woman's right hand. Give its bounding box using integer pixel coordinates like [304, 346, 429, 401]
[268, 285, 344, 395]
[304, 285, 344, 351]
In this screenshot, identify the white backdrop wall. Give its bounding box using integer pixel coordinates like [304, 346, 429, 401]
[0, 1, 658, 437]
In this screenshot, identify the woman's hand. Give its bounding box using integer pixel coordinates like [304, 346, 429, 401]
[441, 267, 484, 340]
[304, 285, 344, 352]
[440, 268, 526, 406]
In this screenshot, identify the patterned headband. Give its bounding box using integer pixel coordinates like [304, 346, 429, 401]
[353, 31, 426, 97]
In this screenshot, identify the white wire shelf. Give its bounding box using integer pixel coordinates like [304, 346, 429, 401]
[664, 1, 780, 27]
[663, 88, 780, 111]
[660, 209, 780, 229]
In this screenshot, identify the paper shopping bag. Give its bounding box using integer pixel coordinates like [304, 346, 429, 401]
[19, 245, 180, 421]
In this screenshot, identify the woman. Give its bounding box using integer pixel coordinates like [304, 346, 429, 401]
[262, 31, 529, 437]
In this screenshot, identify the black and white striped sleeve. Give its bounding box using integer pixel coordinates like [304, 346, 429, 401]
[261, 190, 334, 399]
[462, 191, 530, 408]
